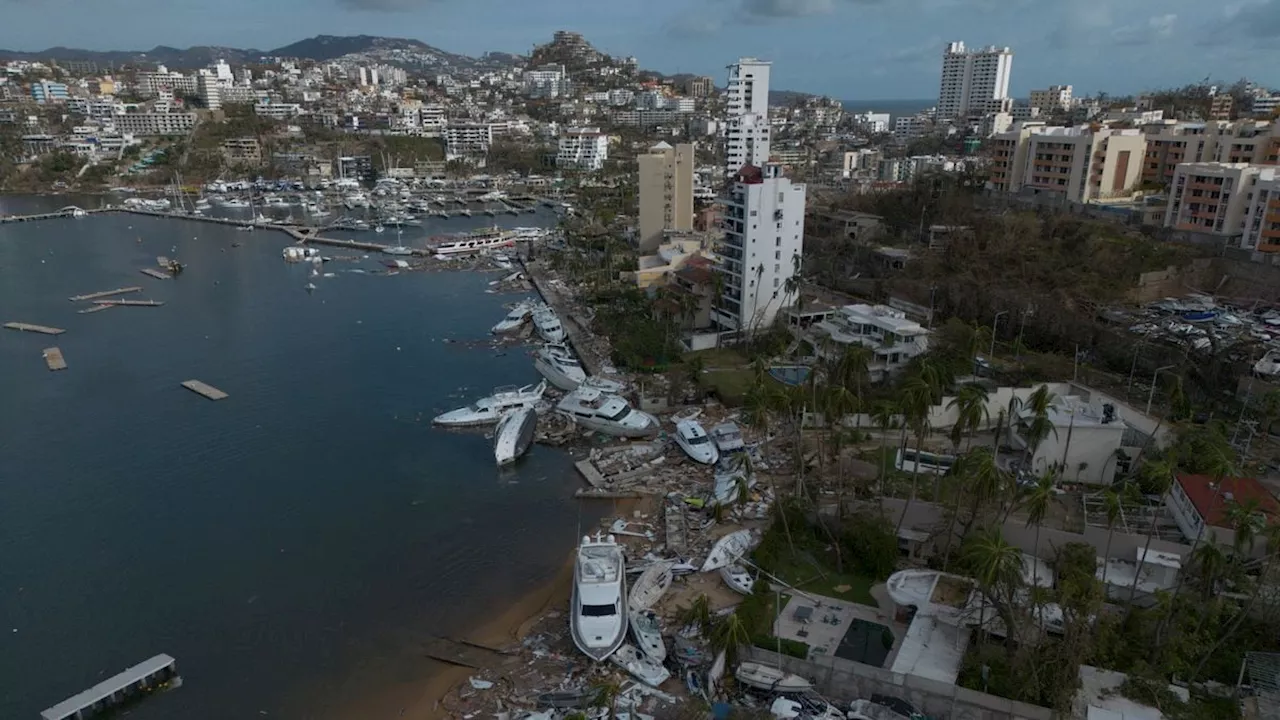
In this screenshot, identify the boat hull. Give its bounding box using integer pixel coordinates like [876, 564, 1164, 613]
[675, 436, 719, 465]
[494, 407, 537, 466]
[534, 354, 586, 391]
[568, 415, 660, 439]
[571, 538, 628, 662]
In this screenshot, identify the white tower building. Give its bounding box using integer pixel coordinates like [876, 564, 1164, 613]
[724, 58, 771, 175]
[937, 42, 1013, 119]
[712, 163, 806, 334]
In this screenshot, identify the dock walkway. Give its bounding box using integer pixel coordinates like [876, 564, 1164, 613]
[4, 322, 65, 335]
[43, 347, 67, 371]
[69, 287, 142, 302]
[181, 380, 227, 400]
[525, 263, 602, 377]
[41, 654, 177, 720]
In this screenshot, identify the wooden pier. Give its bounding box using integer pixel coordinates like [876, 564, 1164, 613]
[93, 299, 164, 307]
[4, 322, 65, 335]
[181, 380, 227, 400]
[140, 268, 171, 280]
[41, 653, 178, 720]
[43, 347, 67, 371]
[69, 286, 143, 302]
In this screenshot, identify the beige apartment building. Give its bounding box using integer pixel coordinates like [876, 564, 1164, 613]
[986, 123, 1146, 203]
[637, 141, 695, 253]
[1142, 121, 1280, 187]
[1163, 162, 1264, 238]
[1240, 169, 1280, 252]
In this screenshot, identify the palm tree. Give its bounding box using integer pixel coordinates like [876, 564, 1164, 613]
[870, 400, 898, 492]
[1190, 521, 1280, 681]
[947, 382, 990, 452]
[709, 611, 754, 668]
[589, 678, 623, 720]
[896, 374, 934, 533]
[1023, 471, 1057, 587]
[782, 251, 804, 313]
[676, 593, 714, 635]
[963, 525, 1025, 643]
[1099, 488, 1123, 586]
[1125, 457, 1175, 613]
[1019, 385, 1058, 474]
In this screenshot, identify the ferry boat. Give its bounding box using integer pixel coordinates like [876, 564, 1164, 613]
[431, 227, 519, 256]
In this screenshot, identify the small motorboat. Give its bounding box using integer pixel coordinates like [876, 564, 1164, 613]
[433, 381, 547, 427]
[711, 422, 745, 455]
[610, 643, 670, 687]
[304, 282, 317, 292]
[734, 661, 813, 693]
[493, 406, 537, 466]
[674, 419, 718, 465]
[571, 533, 628, 661]
[534, 343, 587, 391]
[630, 609, 666, 662]
[492, 301, 538, 334]
[628, 560, 674, 612]
[720, 563, 754, 595]
[701, 529, 756, 572]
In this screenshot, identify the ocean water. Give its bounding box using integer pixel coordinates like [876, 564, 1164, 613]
[0, 198, 598, 719]
[841, 98, 934, 120]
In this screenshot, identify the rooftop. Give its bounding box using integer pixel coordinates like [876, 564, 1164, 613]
[1175, 473, 1280, 528]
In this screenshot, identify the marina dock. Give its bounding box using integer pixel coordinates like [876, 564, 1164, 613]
[4, 322, 66, 335]
[181, 380, 227, 400]
[526, 264, 601, 376]
[68, 287, 142, 302]
[93, 299, 164, 307]
[78, 304, 115, 315]
[139, 268, 170, 280]
[43, 347, 67, 371]
[40, 653, 178, 720]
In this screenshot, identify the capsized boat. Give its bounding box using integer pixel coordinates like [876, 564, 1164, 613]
[720, 563, 754, 595]
[628, 560, 674, 612]
[674, 419, 718, 465]
[534, 343, 587, 391]
[571, 533, 628, 661]
[630, 609, 666, 662]
[700, 529, 756, 572]
[492, 300, 538, 334]
[533, 307, 567, 343]
[609, 643, 670, 687]
[557, 387, 660, 438]
[493, 406, 537, 466]
[433, 381, 547, 427]
[734, 661, 813, 693]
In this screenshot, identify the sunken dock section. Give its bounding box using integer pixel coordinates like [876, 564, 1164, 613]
[68, 287, 143, 302]
[43, 347, 67, 371]
[422, 636, 511, 670]
[139, 268, 170, 280]
[78, 305, 114, 315]
[41, 653, 178, 720]
[4, 322, 65, 335]
[575, 459, 607, 489]
[181, 380, 227, 400]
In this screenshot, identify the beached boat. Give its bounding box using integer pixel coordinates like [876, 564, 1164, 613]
[610, 643, 670, 687]
[734, 661, 813, 693]
[701, 529, 755, 572]
[674, 419, 718, 465]
[712, 460, 756, 506]
[493, 406, 537, 466]
[630, 609, 666, 663]
[720, 563, 754, 595]
[571, 533, 628, 661]
[711, 422, 745, 455]
[492, 300, 539, 334]
[431, 227, 518, 256]
[557, 387, 660, 438]
[534, 343, 587, 391]
[628, 560, 674, 612]
[432, 381, 547, 427]
[533, 307, 567, 343]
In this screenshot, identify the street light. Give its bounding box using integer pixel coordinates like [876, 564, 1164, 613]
[1146, 365, 1176, 416]
[989, 311, 1009, 360]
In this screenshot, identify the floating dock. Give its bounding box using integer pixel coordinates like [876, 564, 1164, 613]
[181, 380, 227, 400]
[78, 305, 115, 315]
[68, 287, 143, 302]
[139, 268, 170, 280]
[93, 299, 164, 307]
[4, 322, 65, 335]
[41, 653, 178, 720]
[43, 347, 67, 371]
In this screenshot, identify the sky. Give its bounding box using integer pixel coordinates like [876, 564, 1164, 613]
[1, 0, 1279, 100]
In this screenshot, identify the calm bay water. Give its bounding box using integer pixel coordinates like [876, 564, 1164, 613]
[0, 197, 595, 719]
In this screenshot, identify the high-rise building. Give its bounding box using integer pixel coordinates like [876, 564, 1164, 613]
[637, 141, 695, 252]
[685, 76, 714, 98]
[712, 163, 805, 333]
[937, 41, 1013, 119]
[986, 123, 1147, 203]
[1241, 169, 1280, 252]
[724, 58, 771, 175]
[1164, 162, 1265, 239]
[556, 127, 609, 171]
[1029, 85, 1072, 112]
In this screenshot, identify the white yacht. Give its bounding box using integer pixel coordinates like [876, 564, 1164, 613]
[673, 419, 718, 465]
[610, 643, 669, 687]
[629, 609, 666, 663]
[533, 344, 587, 391]
[491, 301, 538, 334]
[720, 564, 754, 595]
[734, 662, 813, 693]
[571, 533, 628, 661]
[432, 381, 547, 427]
[431, 227, 518, 256]
[557, 387, 659, 438]
[493, 406, 537, 467]
[533, 308, 566, 344]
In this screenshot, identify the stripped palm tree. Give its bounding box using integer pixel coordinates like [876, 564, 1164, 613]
[947, 382, 990, 452]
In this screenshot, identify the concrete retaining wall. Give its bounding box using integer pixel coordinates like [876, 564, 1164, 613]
[745, 647, 1052, 720]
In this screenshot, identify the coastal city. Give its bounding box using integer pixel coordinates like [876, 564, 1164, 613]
[2, 15, 1280, 720]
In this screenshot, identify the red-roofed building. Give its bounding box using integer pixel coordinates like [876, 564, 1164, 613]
[1165, 473, 1280, 549]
